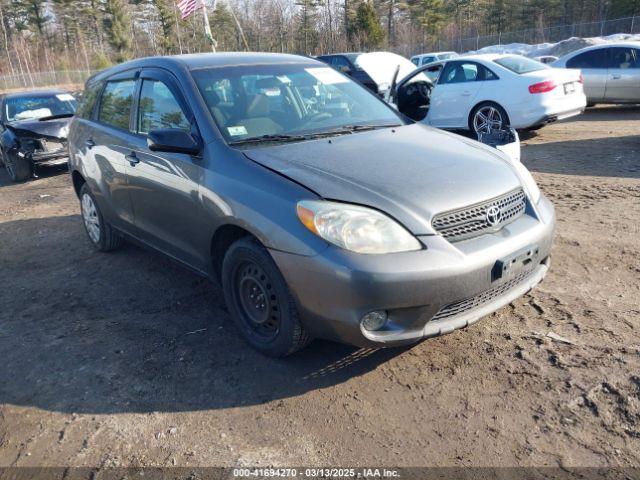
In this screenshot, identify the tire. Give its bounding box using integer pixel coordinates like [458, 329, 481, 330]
[221, 237, 312, 357]
[4, 149, 32, 182]
[469, 102, 510, 135]
[79, 183, 123, 252]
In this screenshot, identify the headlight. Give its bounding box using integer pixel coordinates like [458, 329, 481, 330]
[296, 200, 421, 254]
[511, 160, 541, 204]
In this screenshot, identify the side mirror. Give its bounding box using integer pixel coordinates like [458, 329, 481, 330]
[147, 129, 200, 155]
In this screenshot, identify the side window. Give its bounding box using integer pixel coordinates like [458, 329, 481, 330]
[609, 47, 640, 69]
[567, 49, 607, 69]
[99, 80, 135, 130]
[333, 56, 351, 72]
[439, 62, 479, 84]
[76, 81, 103, 119]
[421, 56, 435, 66]
[137, 79, 190, 134]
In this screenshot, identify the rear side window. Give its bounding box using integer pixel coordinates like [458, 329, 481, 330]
[420, 56, 435, 65]
[137, 80, 190, 134]
[567, 49, 608, 69]
[493, 55, 549, 74]
[99, 80, 135, 130]
[76, 81, 103, 119]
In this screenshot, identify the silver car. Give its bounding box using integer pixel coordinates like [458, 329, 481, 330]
[553, 42, 640, 104]
[68, 53, 555, 357]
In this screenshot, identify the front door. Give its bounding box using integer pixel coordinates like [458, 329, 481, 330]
[126, 69, 207, 270]
[427, 61, 484, 128]
[605, 47, 640, 103]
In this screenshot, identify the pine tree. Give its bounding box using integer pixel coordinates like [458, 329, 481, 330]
[103, 0, 132, 62]
[353, 1, 385, 49]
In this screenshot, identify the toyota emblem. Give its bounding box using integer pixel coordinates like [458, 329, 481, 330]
[486, 205, 502, 226]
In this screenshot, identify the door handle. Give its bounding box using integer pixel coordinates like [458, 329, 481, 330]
[461, 91, 472, 96]
[125, 151, 140, 166]
[85, 139, 95, 149]
[612, 74, 621, 80]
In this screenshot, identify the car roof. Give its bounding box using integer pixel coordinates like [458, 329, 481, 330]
[560, 41, 640, 58]
[89, 52, 322, 84]
[1, 88, 69, 99]
[411, 52, 456, 58]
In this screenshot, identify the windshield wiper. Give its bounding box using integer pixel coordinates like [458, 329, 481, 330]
[303, 123, 401, 139]
[341, 124, 401, 132]
[228, 134, 308, 146]
[38, 113, 74, 121]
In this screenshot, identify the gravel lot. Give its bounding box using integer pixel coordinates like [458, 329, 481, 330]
[0, 106, 639, 468]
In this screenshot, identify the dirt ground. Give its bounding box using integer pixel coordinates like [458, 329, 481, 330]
[0, 106, 638, 469]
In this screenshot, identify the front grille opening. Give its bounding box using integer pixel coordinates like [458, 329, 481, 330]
[432, 188, 527, 242]
[432, 268, 536, 322]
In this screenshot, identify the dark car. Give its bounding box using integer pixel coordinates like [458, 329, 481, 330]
[0, 89, 77, 181]
[316, 53, 379, 94]
[68, 53, 554, 357]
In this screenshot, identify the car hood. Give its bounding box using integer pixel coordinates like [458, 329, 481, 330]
[243, 124, 523, 235]
[6, 116, 72, 140]
[354, 52, 422, 88]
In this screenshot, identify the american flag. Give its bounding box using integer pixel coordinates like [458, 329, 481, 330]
[177, 0, 202, 20]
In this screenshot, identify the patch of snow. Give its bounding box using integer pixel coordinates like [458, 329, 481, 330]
[467, 33, 640, 59]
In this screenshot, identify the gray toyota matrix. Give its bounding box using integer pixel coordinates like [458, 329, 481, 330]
[68, 53, 555, 357]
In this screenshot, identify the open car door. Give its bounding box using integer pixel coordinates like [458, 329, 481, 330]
[390, 62, 521, 164]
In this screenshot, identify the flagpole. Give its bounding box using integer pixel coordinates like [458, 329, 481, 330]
[202, 0, 216, 53]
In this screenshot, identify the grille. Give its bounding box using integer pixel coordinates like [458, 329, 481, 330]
[39, 139, 65, 153]
[432, 188, 526, 242]
[432, 268, 535, 322]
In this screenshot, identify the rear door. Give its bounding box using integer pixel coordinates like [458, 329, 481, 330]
[427, 60, 485, 128]
[566, 48, 608, 102]
[89, 72, 139, 229]
[605, 47, 640, 103]
[126, 68, 207, 270]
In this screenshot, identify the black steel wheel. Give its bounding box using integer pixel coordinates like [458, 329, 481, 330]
[222, 237, 312, 357]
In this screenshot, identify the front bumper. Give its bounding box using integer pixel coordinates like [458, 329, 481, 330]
[270, 195, 556, 347]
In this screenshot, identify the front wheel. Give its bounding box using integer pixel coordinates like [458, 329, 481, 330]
[221, 237, 312, 357]
[469, 102, 510, 135]
[79, 184, 123, 252]
[3, 149, 32, 182]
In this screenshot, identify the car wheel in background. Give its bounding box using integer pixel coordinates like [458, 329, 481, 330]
[469, 102, 510, 135]
[79, 183, 123, 252]
[3, 149, 32, 182]
[222, 237, 312, 357]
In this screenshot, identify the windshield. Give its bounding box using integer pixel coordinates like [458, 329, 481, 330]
[5, 93, 77, 122]
[193, 63, 403, 144]
[493, 55, 550, 74]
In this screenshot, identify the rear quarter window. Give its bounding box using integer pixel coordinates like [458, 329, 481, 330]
[76, 81, 103, 119]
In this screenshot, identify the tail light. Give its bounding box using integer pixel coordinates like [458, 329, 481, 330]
[578, 74, 584, 84]
[528, 80, 557, 94]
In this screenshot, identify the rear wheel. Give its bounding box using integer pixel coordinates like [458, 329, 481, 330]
[79, 184, 123, 252]
[3, 149, 32, 182]
[221, 237, 312, 357]
[469, 102, 510, 135]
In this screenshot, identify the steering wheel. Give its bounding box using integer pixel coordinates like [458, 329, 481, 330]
[305, 112, 333, 124]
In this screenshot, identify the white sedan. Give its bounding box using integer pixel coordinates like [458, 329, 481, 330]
[390, 54, 587, 133]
